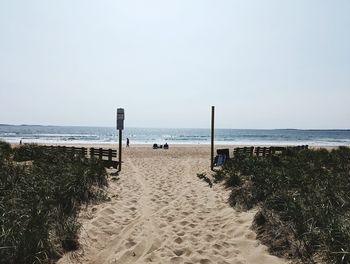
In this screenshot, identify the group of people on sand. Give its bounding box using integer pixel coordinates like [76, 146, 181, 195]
[153, 143, 169, 149]
[126, 138, 169, 149]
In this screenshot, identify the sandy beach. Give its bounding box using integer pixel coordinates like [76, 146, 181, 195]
[56, 144, 288, 264]
[2, 0, 349, 262]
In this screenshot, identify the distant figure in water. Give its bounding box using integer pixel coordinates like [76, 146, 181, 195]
[20, 140, 22, 145]
[126, 138, 130, 147]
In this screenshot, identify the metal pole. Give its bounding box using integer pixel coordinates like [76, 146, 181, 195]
[119, 129, 122, 171]
[211, 106, 215, 171]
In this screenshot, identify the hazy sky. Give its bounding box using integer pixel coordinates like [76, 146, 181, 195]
[0, 0, 349, 129]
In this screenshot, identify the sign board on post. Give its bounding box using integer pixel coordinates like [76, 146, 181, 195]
[117, 108, 125, 130]
[116, 108, 125, 172]
[117, 120, 124, 130]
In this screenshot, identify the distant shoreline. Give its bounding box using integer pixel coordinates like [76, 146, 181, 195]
[0, 124, 349, 131]
[2, 125, 350, 146]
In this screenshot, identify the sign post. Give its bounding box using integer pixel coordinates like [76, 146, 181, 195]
[117, 108, 125, 172]
[211, 106, 215, 171]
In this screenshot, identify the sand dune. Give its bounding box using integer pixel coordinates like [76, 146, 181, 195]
[58, 145, 288, 264]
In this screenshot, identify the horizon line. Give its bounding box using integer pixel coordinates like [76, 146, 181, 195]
[1, 123, 350, 131]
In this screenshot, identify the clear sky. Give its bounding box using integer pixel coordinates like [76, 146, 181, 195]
[0, 0, 349, 129]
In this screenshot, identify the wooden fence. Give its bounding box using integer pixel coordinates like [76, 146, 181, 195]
[90, 148, 118, 169]
[232, 145, 309, 157]
[42, 145, 118, 168]
[233, 147, 254, 156]
[42, 145, 88, 156]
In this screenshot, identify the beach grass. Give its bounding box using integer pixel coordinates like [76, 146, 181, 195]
[215, 147, 350, 263]
[0, 142, 108, 264]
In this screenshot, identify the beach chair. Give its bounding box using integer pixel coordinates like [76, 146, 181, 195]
[217, 148, 230, 159]
[214, 154, 226, 166]
[213, 148, 230, 167]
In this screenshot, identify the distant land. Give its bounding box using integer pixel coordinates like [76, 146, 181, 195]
[0, 124, 349, 131]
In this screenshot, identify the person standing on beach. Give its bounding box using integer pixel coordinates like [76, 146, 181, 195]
[126, 138, 130, 147]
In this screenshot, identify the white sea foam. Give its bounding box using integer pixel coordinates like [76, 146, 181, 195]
[1, 126, 350, 146]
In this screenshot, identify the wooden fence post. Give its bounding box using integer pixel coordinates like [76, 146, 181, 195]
[108, 149, 112, 161]
[99, 148, 103, 160]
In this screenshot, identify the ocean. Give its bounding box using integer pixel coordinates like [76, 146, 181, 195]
[1, 125, 350, 146]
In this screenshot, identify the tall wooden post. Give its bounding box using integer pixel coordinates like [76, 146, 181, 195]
[211, 106, 215, 171]
[117, 108, 125, 172]
[118, 129, 122, 171]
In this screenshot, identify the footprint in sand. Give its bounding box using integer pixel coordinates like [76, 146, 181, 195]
[170, 256, 184, 264]
[180, 220, 188, 226]
[167, 216, 175, 222]
[91, 220, 102, 227]
[205, 234, 214, 242]
[213, 243, 222, 250]
[125, 240, 136, 249]
[177, 231, 185, 236]
[102, 208, 115, 215]
[174, 237, 183, 244]
[173, 249, 184, 256]
[159, 222, 167, 228]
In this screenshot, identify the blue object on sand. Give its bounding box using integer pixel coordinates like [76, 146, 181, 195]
[214, 154, 226, 166]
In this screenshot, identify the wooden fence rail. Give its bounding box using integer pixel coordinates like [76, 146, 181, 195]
[233, 147, 254, 156]
[233, 145, 309, 157]
[42, 145, 88, 156]
[41, 145, 118, 169]
[90, 148, 118, 169]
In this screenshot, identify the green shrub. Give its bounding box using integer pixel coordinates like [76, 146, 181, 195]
[13, 144, 44, 161]
[0, 140, 12, 160]
[0, 145, 108, 264]
[216, 147, 350, 263]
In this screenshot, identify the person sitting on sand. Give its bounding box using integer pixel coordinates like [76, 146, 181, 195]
[164, 143, 169, 149]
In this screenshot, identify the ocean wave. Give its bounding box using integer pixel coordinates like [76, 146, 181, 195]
[1, 126, 350, 146]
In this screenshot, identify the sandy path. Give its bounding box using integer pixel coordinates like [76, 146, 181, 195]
[58, 146, 287, 264]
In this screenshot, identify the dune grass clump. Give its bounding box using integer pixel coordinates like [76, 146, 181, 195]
[0, 140, 12, 159]
[215, 147, 350, 263]
[0, 144, 108, 264]
[12, 143, 44, 162]
[197, 173, 213, 188]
